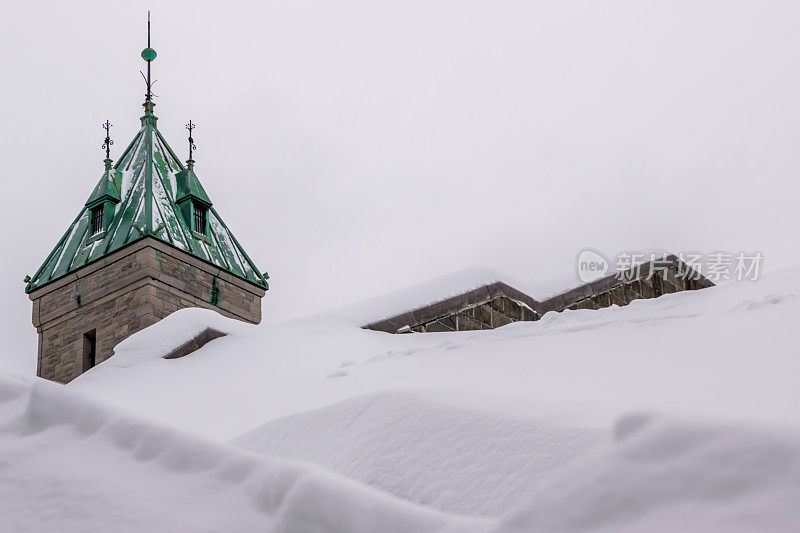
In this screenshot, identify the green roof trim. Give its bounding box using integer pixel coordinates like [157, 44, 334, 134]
[26, 103, 269, 293]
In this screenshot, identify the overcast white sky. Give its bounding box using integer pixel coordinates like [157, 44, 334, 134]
[1, 1, 799, 375]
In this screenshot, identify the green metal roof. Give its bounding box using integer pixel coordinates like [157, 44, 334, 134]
[175, 161, 212, 206]
[86, 159, 122, 208]
[26, 102, 269, 293]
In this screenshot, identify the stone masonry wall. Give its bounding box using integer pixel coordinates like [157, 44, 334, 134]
[410, 295, 538, 333]
[29, 238, 265, 383]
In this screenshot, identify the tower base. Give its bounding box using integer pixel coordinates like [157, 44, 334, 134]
[28, 237, 264, 383]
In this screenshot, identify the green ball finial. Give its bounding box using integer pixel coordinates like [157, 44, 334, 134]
[141, 47, 157, 62]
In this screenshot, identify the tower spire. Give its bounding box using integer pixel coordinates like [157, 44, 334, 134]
[186, 120, 196, 169]
[140, 11, 157, 115]
[147, 12, 151, 100]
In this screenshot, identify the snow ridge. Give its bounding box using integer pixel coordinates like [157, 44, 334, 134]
[234, 390, 605, 516]
[0, 375, 476, 533]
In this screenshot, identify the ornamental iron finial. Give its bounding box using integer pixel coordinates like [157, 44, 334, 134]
[102, 120, 114, 160]
[140, 11, 158, 103]
[186, 120, 197, 163]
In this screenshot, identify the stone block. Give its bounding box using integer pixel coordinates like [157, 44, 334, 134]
[490, 308, 513, 328]
[456, 313, 484, 331]
[475, 304, 493, 326]
[425, 320, 452, 333]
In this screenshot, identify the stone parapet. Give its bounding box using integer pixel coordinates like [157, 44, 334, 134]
[365, 254, 713, 334]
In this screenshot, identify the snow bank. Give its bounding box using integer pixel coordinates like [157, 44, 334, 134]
[6, 374, 800, 532]
[74, 266, 800, 439]
[233, 391, 605, 516]
[60, 266, 800, 529]
[79, 307, 251, 374]
[496, 414, 800, 533]
[0, 375, 476, 533]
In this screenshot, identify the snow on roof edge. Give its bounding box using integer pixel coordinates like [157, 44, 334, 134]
[313, 266, 523, 326]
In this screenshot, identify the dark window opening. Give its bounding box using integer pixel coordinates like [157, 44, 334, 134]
[163, 328, 227, 359]
[82, 330, 96, 372]
[193, 204, 208, 234]
[90, 206, 104, 235]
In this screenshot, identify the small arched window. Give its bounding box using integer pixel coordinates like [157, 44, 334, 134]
[193, 203, 208, 234]
[90, 206, 104, 235]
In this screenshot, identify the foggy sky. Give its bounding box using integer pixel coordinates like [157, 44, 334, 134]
[2, 1, 798, 375]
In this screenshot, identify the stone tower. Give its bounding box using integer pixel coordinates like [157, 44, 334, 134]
[25, 25, 268, 383]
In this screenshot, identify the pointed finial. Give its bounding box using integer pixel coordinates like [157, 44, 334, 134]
[101, 120, 113, 158]
[102, 120, 114, 168]
[140, 11, 157, 104]
[186, 120, 197, 169]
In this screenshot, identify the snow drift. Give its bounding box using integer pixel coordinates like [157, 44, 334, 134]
[0, 375, 474, 533]
[495, 413, 800, 533]
[11, 265, 800, 530]
[3, 374, 800, 532]
[233, 391, 606, 516]
[72, 266, 800, 440]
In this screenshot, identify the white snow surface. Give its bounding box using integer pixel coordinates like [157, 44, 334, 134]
[494, 414, 800, 533]
[330, 266, 516, 325]
[0, 375, 469, 533]
[4, 265, 800, 530]
[233, 391, 606, 516]
[73, 266, 800, 438]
